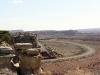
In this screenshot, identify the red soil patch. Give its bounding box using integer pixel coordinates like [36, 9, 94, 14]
[41, 50, 100, 75]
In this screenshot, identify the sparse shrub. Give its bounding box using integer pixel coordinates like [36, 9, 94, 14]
[0, 30, 14, 45]
[64, 67, 94, 75]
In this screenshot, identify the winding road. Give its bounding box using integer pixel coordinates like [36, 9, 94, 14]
[41, 41, 96, 63]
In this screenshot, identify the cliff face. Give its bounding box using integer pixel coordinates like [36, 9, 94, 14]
[0, 41, 12, 48]
[0, 41, 17, 75]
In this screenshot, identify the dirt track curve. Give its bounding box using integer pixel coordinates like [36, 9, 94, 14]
[41, 41, 96, 63]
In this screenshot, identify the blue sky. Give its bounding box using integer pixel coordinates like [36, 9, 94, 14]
[0, 0, 100, 31]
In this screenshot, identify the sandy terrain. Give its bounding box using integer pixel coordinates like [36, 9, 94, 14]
[41, 40, 88, 57]
[41, 39, 100, 75]
[0, 36, 100, 75]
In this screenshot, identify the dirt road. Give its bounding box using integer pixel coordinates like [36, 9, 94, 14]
[42, 41, 96, 63]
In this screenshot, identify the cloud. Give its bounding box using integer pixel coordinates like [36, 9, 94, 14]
[12, 0, 23, 4]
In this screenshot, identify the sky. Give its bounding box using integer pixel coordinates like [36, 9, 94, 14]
[0, 0, 100, 31]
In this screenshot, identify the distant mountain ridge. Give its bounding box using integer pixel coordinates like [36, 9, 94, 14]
[8, 28, 100, 35]
[9, 30, 24, 33]
[78, 28, 100, 33]
[26, 30, 79, 36]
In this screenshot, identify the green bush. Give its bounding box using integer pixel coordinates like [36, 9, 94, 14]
[0, 30, 14, 45]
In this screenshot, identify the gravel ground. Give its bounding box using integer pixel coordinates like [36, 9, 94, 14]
[41, 40, 100, 75]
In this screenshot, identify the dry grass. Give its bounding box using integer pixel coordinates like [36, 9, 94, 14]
[64, 67, 94, 75]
